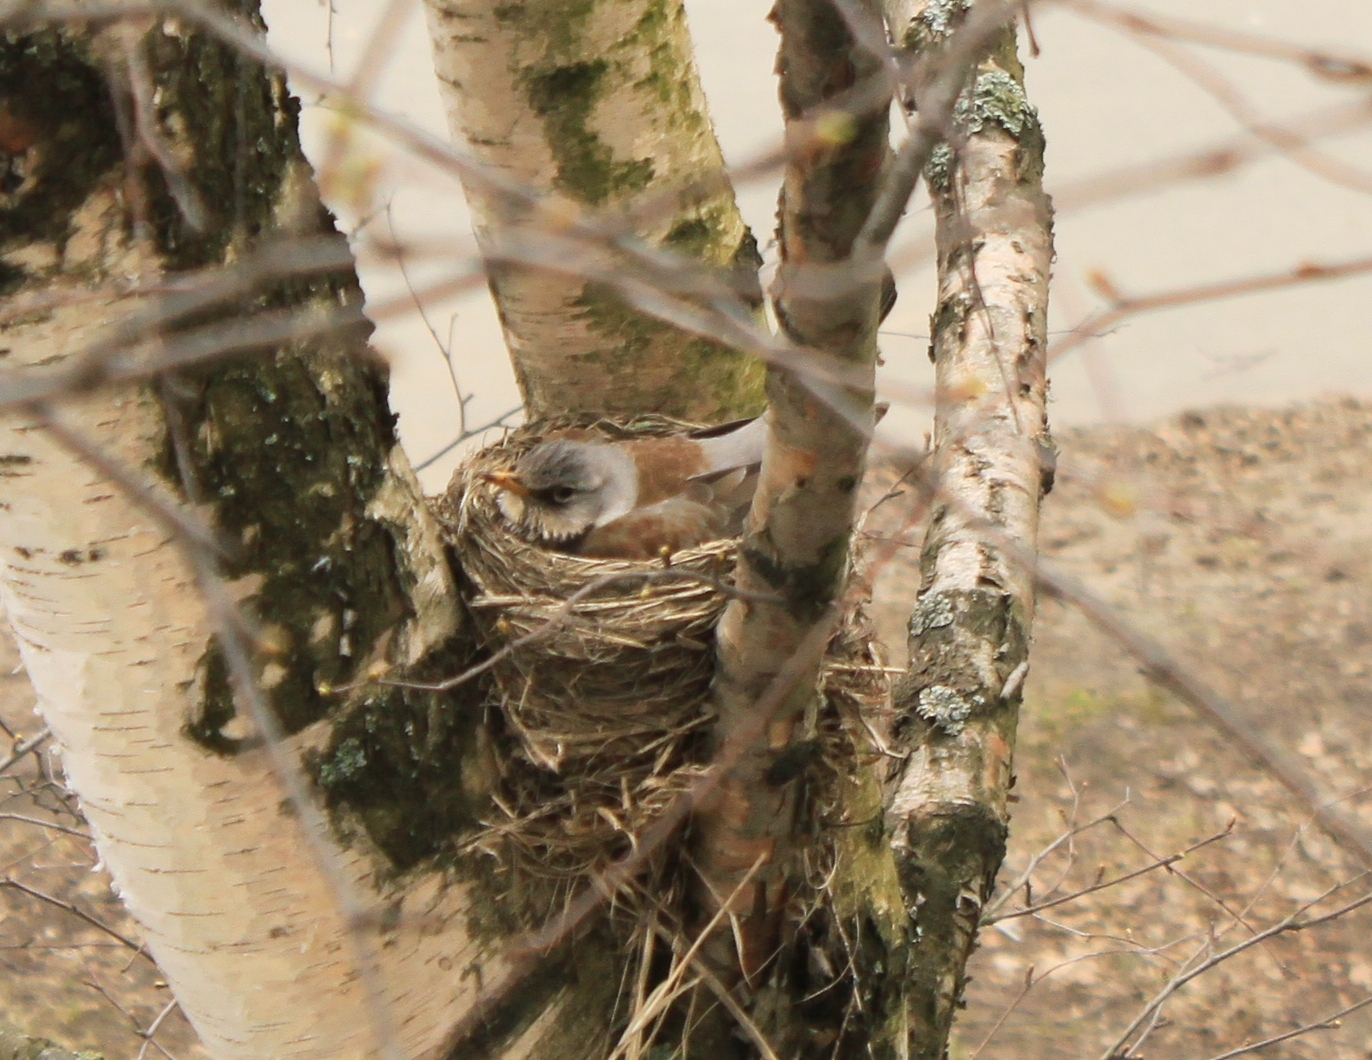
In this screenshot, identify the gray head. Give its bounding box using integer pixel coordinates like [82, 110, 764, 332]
[484, 439, 636, 545]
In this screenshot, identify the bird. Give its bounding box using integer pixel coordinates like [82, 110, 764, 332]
[481, 416, 768, 559]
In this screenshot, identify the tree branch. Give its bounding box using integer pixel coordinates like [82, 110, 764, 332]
[879, 1, 1053, 1055]
[689, 0, 892, 986]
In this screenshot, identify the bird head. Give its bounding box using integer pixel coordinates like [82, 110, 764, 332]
[482, 439, 633, 546]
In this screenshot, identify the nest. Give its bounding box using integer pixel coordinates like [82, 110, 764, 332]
[434, 416, 891, 914]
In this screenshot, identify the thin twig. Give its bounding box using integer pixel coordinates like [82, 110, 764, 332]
[1060, 0, 1372, 82]
[1050, 254, 1372, 367]
[982, 798, 1130, 920]
[82, 968, 178, 1060]
[0, 728, 51, 778]
[1109, 816, 1282, 966]
[413, 405, 522, 472]
[0, 812, 91, 840]
[1036, 559, 1372, 866]
[0, 303, 369, 414]
[136, 999, 182, 1060]
[1097, 879, 1372, 1060]
[967, 965, 1036, 1060]
[125, 36, 207, 229]
[1202, 993, 1372, 1060]
[1, 876, 153, 961]
[988, 822, 1234, 924]
[1127, 30, 1372, 196]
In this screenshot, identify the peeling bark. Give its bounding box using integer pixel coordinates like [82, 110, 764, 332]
[422, 0, 765, 420]
[880, 2, 1053, 1055]
[692, 0, 890, 985]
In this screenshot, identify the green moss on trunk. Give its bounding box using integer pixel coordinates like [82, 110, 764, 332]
[1, 7, 491, 873]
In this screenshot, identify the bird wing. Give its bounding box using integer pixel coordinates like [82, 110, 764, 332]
[677, 418, 767, 542]
[577, 495, 731, 559]
[683, 464, 759, 537]
[709, 466, 759, 537]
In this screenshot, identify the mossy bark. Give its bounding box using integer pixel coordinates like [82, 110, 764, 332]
[422, 0, 765, 421]
[0, 8, 539, 1057]
[880, 1, 1053, 1056]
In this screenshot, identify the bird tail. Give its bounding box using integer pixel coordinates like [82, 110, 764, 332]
[692, 415, 768, 473]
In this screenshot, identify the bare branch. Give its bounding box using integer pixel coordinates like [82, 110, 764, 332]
[1059, 0, 1372, 83]
[1098, 881, 1372, 1059]
[1049, 254, 1372, 367]
[0, 813, 91, 840]
[0, 728, 51, 779]
[982, 798, 1130, 920]
[1203, 994, 1372, 1060]
[988, 822, 1235, 924]
[1036, 562, 1372, 865]
[0, 876, 153, 962]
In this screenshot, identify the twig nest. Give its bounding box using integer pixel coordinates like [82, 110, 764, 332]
[436, 416, 735, 773]
[434, 416, 891, 902]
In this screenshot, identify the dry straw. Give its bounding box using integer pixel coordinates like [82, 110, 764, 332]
[435, 416, 891, 918]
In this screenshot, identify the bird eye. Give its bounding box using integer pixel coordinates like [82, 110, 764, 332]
[550, 486, 576, 504]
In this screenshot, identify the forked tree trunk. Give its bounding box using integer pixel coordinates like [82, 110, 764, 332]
[0, 0, 1050, 1057]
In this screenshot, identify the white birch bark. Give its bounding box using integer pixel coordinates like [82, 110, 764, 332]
[421, 0, 764, 420]
[0, 212, 504, 1060]
[692, 0, 891, 983]
[880, 3, 1054, 1053]
[0, 15, 518, 1058]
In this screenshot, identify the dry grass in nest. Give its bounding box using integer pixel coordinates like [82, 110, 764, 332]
[434, 416, 892, 923]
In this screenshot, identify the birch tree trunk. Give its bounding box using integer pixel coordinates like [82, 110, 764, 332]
[881, 3, 1054, 1055]
[0, 10, 517, 1058]
[692, 0, 890, 984]
[421, 0, 765, 420]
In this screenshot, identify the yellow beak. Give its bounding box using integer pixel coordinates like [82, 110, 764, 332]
[481, 470, 531, 497]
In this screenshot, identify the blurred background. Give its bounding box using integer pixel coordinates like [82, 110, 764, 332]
[259, 0, 1372, 491]
[5, 3, 1372, 1057]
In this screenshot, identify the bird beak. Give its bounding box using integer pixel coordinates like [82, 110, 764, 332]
[481, 470, 531, 496]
